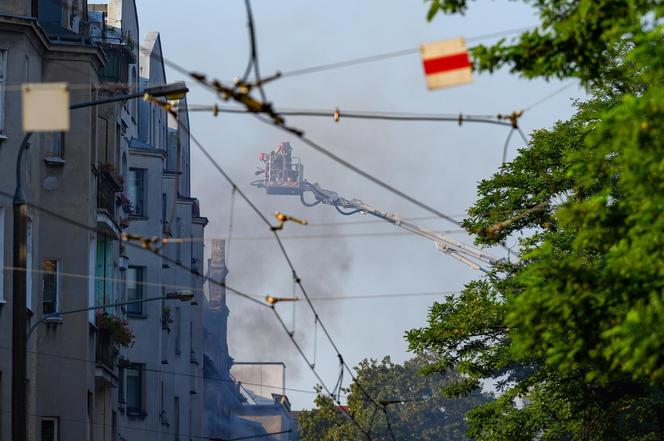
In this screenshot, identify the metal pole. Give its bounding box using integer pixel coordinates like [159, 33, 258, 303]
[26, 295, 182, 343]
[68, 91, 143, 110]
[12, 132, 32, 441]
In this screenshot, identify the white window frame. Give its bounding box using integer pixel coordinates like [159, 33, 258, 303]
[0, 48, 7, 135]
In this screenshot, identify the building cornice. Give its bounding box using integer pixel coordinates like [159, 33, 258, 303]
[0, 14, 50, 54]
[192, 216, 209, 226]
[0, 15, 107, 70]
[129, 146, 167, 159]
[177, 195, 197, 203]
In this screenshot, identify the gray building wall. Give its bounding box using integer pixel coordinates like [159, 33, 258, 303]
[0, 3, 208, 441]
[119, 30, 207, 441]
[0, 10, 46, 441]
[33, 42, 107, 441]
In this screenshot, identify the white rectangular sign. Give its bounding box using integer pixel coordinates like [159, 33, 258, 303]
[22, 83, 70, 132]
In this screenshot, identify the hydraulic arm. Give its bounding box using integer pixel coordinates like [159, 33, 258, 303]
[302, 182, 500, 272]
[252, 142, 502, 272]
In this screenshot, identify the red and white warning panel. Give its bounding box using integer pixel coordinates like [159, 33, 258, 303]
[420, 37, 472, 90]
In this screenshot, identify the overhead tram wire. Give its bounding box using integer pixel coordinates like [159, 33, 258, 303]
[2, 265, 206, 296]
[164, 229, 467, 243]
[13, 49, 371, 440]
[162, 67, 376, 440]
[0, 407, 213, 441]
[500, 82, 579, 163]
[155, 19, 545, 436]
[308, 213, 467, 227]
[185, 105, 514, 127]
[271, 309, 371, 440]
[5, 264, 459, 302]
[159, 44, 492, 438]
[176, 2, 389, 433]
[0, 189, 267, 308]
[159, 52, 526, 230]
[269, 120, 461, 227]
[0, 344, 327, 398]
[524, 81, 578, 112]
[159, 52, 500, 228]
[277, 26, 533, 78]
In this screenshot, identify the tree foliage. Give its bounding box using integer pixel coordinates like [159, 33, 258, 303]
[298, 354, 491, 441]
[424, 0, 661, 87]
[406, 1, 664, 439]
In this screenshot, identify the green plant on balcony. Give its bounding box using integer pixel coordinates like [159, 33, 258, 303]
[162, 305, 174, 329]
[96, 313, 135, 347]
[117, 193, 133, 213]
[99, 163, 124, 191]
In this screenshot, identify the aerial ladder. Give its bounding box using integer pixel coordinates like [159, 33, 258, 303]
[251, 142, 502, 273]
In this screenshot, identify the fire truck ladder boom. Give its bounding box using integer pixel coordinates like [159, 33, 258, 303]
[303, 182, 500, 272]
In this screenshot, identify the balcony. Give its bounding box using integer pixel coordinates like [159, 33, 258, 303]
[97, 164, 123, 217]
[95, 328, 119, 387]
[97, 40, 136, 84]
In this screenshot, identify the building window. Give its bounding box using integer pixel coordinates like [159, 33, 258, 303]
[126, 364, 144, 414]
[95, 235, 113, 310]
[126, 266, 144, 315]
[0, 49, 6, 135]
[41, 417, 58, 441]
[44, 132, 64, 159]
[128, 168, 145, 216]
[42, 259, 59, 315]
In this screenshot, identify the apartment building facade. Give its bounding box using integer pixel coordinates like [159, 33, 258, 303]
[0, 0, 209, 440]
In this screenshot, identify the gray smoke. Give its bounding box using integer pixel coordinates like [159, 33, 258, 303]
[200, 181, 353, 388]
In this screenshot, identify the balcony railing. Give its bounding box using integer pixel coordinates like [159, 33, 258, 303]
[97, 164, 123, 218]
[96, 328, 117, 371]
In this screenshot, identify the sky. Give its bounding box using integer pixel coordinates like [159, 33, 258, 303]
[136, 0, 585, 410]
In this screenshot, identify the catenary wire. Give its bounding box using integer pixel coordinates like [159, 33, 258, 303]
[523, 81, 577, 111]
[154, 229, 467, 244]
[160, 44, 490, 437]
[270, 308, 371, 439]
[13, 2, 544, 434]
[0, 344, 334, 398]
[277, 26, 533, 78]
[3, 264, 458, 303]
[171, 103, 387, 434]
[0, 189, 267, 308]
[159, 53, 463, 228]
[185, 105, 514, 127]
[165, 52, 376, 441]
[0, 408, 214, 441]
